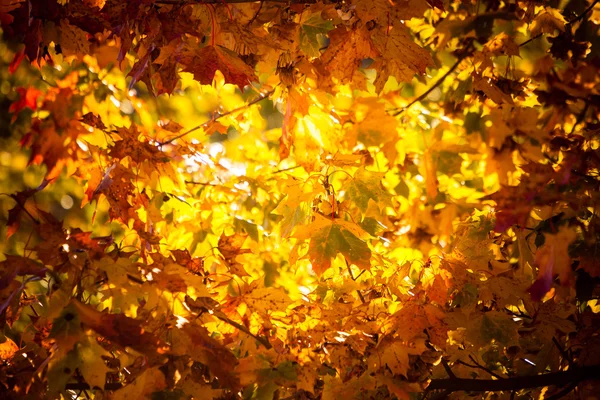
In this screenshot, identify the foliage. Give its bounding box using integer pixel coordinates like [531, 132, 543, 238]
[0, 0, 600, 399]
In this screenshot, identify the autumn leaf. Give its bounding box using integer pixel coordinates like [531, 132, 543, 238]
[218, 232, 253, 276]
[2, 1, 600, 398]
[346, 167, 392, 213]
[69, 300, 169, 356]
[243, 287, 292, 314]
[0, 337, 18, 360]
[9, 87, 42, 115]
[298, 11, 333, 59]
[293, 213, 371, 275]
[371, 22, 434, 91]
[528, 225, 577, 301]
[107, 367, 167, 400]
[183, 45, 256, 89]
[320, 26, 376, 84]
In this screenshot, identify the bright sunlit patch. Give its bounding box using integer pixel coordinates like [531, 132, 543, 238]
[397, 224, 411, 235]
[299, 286, 311, 295]
[175, 315, 189, 328]
[208, 142, 225, 157]
[109, 95, 121, 108]
[60, 195, 74, 210]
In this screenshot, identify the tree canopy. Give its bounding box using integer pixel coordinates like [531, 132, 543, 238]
[1, 0, 600, 399]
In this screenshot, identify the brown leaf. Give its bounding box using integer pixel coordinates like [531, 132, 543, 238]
[218, 232, 252, 276]
[70, 300, 169, 356]
[321, 26, 376, 84]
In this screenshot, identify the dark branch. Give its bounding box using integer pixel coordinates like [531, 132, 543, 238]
[428, 364, 600, 393]
[65, 364, 600, 394]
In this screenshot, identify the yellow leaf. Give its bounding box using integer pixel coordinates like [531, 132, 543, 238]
[108, 367, 167, 400]
[243, 287, 292, 314]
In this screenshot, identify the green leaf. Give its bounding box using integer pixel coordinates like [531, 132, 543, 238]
[299, 13, 333, 58]
[474, 311, 519, 347]
[294, 214, 371, 275]
[346, 167, 392, 213]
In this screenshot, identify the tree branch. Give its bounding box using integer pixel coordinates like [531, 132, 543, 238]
[64, 364, 600, 393]
[428, 364, 600, 393]
[158, 89, 274, 146]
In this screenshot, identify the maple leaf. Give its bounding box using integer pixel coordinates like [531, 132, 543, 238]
[6, 179, 49, 238]
[293, 213, 371, 275]
[69, 300, 169, 356]
[0, 337, 18, 360]
[346, 167, 392, 213]
[368, 339, 410, 376]
[183, 45, 256, 89]
[298, 11, 333, 59]
[528, 225, 577, 301]
[530, 9, 566, 38]
[9, 87, 42, 115]
[371, 22, 433, 91]
[108, 367, 167, 399]
[320, 26, 376, 84]
[243, 287, 292, 314]
[218, 232, 253, 276]
[355, 0, 430, 22]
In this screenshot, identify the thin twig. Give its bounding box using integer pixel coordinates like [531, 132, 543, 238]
[271, 165, 302, 174]
[545, 381, 578, 400]
[9, 195, 41, 225]
[213, 312, 273, 349]
[392, 54, 467, 116]
[552, 337, 574, 366]
[158, 89, 274, 146]
[455, 357, 504, 380]
[247, 1, 264, 27]
[345, 259, 366, 303]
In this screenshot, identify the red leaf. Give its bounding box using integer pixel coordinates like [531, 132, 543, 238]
[8, 48, 25, 73]
[9, 87, 42, 115]
[183, 45, 256, 89]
